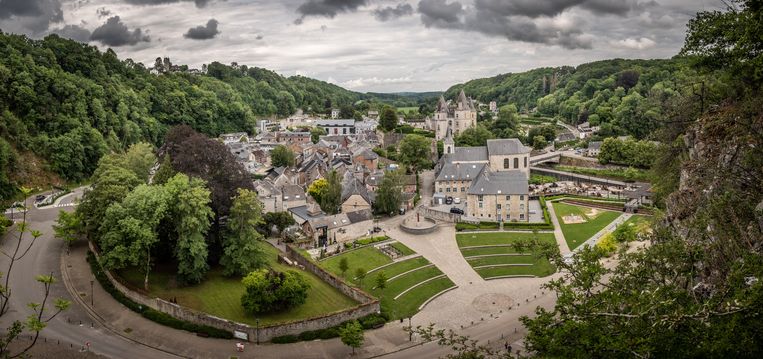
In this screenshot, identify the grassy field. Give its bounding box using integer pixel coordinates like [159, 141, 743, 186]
[319, 248, 455, 320]
[456, 232, 556, 248]
[390, 242, 415, 256]
[320, 246, 392, 275]
[119, 243, 358, 327]
[456, 232, 556, 279]
[552, 202, 621, 250]
[397, 107, 419, 113]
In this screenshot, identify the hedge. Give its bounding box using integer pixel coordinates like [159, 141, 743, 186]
[270, 312, 387, 344]
[87, 250, 234, 339]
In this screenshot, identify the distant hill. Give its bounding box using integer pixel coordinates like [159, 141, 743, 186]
[444, 58, 684, 138]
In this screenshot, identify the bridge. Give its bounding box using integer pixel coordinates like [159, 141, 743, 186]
[530, 166, 629, 187]
[529, 151, 561, 165]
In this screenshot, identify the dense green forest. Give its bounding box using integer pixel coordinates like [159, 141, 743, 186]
[445, 58, 717, 140]
[0, 32, 432, 201]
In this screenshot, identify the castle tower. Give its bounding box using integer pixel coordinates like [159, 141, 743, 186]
[443, 127, 455, 155]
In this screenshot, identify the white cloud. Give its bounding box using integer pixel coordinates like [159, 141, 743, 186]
[613, 37, 657, 50]
[340, 76, 413, 89]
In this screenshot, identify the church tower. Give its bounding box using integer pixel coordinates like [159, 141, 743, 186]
[443, 127, 455, 155]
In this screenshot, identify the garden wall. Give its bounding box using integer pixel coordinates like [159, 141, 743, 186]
[90, 242, 380, 342]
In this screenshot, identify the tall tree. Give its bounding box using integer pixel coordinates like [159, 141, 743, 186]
[320, 170, 342, 215]
[271, 145, 295, 168]
[398, 134, 433, 173]
[379, 106, 398, 132]
[373, 170, 404, 215]
[152, 154, 176, 185]
[307, 178, 329, 204]
[124, 142, 157, 182]
[164, 174, 213, 285]
[99, 184, 170, 290]
[220, 189, 266, 277]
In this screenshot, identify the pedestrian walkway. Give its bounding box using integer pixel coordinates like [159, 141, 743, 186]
[575, 213, 631, 252]
[546, 203, 571, 255]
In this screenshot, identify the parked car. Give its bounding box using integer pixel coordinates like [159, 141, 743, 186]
[450, 207, 464, 215]
[372, 226, 382, 233]
[35, 195, 46, 202]
[453, 197, 461, 204]
[445, 196, 453, 205]
[399, 208, 406, 215]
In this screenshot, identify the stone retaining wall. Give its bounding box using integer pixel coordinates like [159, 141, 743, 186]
[90, 242, 379, 342]
[419, 206, 477, 224]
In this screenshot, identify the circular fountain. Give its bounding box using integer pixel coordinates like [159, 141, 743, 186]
[400, 212, 438, 234]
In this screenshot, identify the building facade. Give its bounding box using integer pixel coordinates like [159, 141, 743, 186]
[431, 90, 477, 140]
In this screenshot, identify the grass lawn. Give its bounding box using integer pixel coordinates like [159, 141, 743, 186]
[320, 246, 392, 275]
[118, 243, 358, 327]
[397, 107, 419, 113]
[318, 249, 455, 320]
[456, 232, 556, 248]
[461, 247, 531, 257]
[466, 255, 538, 267]
[390, 242, 415, 256]
[476, 263, 555, 278]
[455, 232, 556, 278]
[553, 202, 621, 250]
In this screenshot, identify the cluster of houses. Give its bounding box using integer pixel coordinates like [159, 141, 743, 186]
[221, 116, 417, 248]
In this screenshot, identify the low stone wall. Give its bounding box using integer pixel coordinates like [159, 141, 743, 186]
[400, 217, 438, 235]
[285, 245, 378, 305]
[419, 207, 478, 224]
[90, 242, 380, 342]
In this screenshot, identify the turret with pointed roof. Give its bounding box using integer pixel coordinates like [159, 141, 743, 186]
[431, 90, 477, 140]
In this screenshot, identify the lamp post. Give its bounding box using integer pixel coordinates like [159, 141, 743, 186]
[408, 317, 412, 342]
[90, 278, 94, 306]
[256, 318, 260, 345]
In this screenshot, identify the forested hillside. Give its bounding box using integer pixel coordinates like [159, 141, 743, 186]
[0, 32, 429, 201]
[445, 58, 706, 139]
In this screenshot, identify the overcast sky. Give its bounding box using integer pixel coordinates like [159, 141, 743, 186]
[0, 0, 718, 92]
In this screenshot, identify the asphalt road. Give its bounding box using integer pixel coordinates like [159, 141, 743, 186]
[0, 188, 178, 359]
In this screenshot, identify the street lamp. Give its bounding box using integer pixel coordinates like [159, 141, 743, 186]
[256, 318, 260, 345]
[90, 278, 94, 306]
[408, 317, 412, 341]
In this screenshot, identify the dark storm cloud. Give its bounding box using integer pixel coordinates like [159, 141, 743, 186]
[51, 24, 92, 42]
[294, 0, 367, 24]
[373, 3, 414, 22]
[184, 19, 220, 40]
[417, 0, 594, 49]
[97, 7, 112, 18]
[472, 0, 639, 18]
[90, 16, 150, 46]
[0, 0, 63, 34]
[124, 0, 212, 7]
[418, 0, 464, 28]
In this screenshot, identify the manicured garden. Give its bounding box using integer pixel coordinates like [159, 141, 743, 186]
[119, 243, 358, 327]
[319, 246, 455, 320]
[552, 202, 621, 250]
[456, 232, 556, 279]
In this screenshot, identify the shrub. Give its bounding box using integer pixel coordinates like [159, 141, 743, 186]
[355, 236, 389, 246]
[271, 313, 386, 344]
[271, 335, 299, 344]
[595, 233, 618, 256]
[241, 269, 310, 315]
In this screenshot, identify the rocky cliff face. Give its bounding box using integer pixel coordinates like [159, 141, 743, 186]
[665, 98, 763, 283]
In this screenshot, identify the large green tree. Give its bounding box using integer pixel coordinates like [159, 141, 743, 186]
[398, 134, 433, 173]
[379, 106, 398, 132]
[320, 170, 342, 215]
[99, 184, 169, 290]
[373, 170, 404, 215]
[164, 174, 213, 285]
[240, 269, 310, 314]
[220, 189, 266, 276]
[271, 145, 295, 168]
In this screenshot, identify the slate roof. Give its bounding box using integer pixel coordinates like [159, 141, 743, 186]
[445, 146, 489, 163]
[341, 176, 371, 204]
[486, 139, 531, 155]
[281, 184, 305, 201]
[588, 141, 603, 150]
[467, 170, 529, 195]
[289, 205, 324, 224]
[346, 209, 373, 224]
[436, 163, 486, 182]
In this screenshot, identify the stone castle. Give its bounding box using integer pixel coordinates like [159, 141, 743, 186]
[429, 90, 477, 140]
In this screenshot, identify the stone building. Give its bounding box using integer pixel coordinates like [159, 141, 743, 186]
[435, 138, 532, 221]
[430, 90, 477, 140]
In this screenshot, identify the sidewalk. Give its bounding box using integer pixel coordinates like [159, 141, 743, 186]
[546, 203, 571, 255]
[61, 241, 413, 358]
